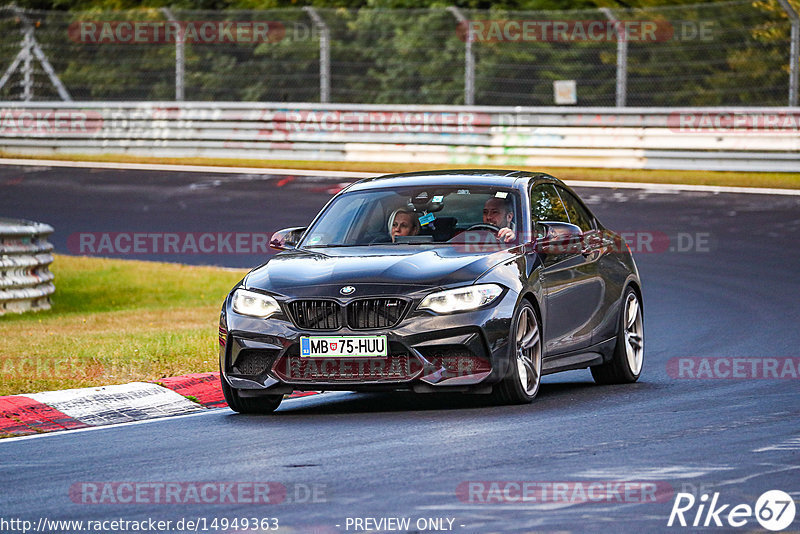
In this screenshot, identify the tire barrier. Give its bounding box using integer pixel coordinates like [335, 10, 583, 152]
[0, 218, 55, 315]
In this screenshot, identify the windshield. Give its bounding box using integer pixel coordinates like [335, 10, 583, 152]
[299, 185, 522, 248]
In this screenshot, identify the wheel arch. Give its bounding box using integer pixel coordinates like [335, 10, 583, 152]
[519, 291, 543, 326]
[624, 278, 644, 316]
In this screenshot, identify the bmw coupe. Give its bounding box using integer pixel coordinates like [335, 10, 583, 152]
[218, 170, 644, 413]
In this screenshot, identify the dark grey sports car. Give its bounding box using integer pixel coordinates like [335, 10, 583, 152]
[218, 170, 643, 413]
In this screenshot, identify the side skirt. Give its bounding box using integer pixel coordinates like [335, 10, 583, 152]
[542, 338, 616, 375]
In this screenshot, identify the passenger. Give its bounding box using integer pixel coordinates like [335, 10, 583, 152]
[482, 197, 516, 242]
[389, 208, 421, 242]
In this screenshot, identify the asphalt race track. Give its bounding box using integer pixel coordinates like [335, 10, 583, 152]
[1, 164, 799, 533]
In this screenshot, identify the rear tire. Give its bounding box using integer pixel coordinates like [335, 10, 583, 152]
[220, 369, 283, 414]
[492, 302, 542, 404]
[591, 287, 644, 385]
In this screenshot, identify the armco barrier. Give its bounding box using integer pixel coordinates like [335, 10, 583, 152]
[0, 102, 798, 172]
[0, 218, 55, 315]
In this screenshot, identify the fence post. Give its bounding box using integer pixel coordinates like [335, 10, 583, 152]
[447, 6, 474, 106]
[303, 7, 330, 103]
[777, 0, 799, 107]
[600, 8, 627, 107]
[2, 5, 72, 101]
[21, 29, 33, 101]
[161, 8, 184, 101]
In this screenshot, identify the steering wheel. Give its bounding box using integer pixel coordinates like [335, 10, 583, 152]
[465, 223, 500, 233]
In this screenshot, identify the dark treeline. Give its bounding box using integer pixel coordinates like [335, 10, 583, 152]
[12, 0, 726, 12]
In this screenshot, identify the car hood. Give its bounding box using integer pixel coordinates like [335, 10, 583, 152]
[244, 245, 519, 297]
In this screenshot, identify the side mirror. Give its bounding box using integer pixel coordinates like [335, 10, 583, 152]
[535, 221, 583, 255]
[270, 227, 307, 251]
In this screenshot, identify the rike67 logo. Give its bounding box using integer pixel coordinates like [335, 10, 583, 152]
[668, 490, 796, 531]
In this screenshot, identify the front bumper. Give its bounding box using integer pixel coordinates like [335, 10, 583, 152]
[219, 289, 518, 394]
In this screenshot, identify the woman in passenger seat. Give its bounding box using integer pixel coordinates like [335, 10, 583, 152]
[388, 208, 421, 242]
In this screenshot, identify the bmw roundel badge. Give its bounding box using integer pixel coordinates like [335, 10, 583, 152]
[340, 286, 356, 295]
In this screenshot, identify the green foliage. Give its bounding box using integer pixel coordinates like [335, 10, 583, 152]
[0, 255, 246, 396]
[0, 1, 793, 105]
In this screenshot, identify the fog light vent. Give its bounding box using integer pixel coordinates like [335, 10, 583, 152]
[233, 349, 278, 375]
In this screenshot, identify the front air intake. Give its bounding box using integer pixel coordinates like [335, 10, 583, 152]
[346, 298, 408, 329]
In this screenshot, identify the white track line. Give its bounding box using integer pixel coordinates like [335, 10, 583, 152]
[1, 158, 798, 195]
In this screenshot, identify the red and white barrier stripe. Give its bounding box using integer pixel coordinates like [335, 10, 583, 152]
[0, 373, 318, 438]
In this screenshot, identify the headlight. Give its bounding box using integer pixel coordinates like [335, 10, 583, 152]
[419, 284, 503, 314]
[231, 289, 280, 318]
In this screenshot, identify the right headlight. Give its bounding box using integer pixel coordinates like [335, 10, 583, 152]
[231, 289, 280, 318]
[418, 284, 503, 314]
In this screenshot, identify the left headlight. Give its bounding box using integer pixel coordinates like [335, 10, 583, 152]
[419, 284, 504, 314]
[231, 289, 280, 318]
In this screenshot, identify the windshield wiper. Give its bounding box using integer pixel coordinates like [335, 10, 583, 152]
[306, 244, 365, 248]
[367, 241, 434, 246]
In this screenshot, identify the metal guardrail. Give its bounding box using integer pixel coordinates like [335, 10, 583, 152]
[0, 218, 55, 315]
[0, 102, 798, 172]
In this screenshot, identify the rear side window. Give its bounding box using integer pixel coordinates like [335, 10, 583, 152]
[555, 186, 595, 232]
[530, 183, 569, 224]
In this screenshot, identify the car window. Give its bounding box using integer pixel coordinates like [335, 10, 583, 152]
[555, 186, 595, 232]
[306, 194, 371, 246]
[300, 186, 521, 247]
[530, 184, 569, 224]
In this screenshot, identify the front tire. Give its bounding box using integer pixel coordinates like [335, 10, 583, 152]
[591, 287, 644, 384]
[492, 302, 542, 404]
[220, 370, 283, 414]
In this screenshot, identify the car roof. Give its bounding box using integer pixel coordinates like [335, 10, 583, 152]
[346, 169, 560, 192]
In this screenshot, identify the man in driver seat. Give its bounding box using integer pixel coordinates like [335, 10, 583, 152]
[483, 197, 516, 242]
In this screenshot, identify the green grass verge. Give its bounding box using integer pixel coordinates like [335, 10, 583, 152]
[2, 152, 799, 190]
[0, 255, 247, 396]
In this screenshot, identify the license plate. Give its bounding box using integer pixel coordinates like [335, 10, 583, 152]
[300, 336, 387, 358]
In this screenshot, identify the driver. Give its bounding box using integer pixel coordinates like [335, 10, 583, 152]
[389, 208, 421, 242]
[483, 197, 516, 242]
